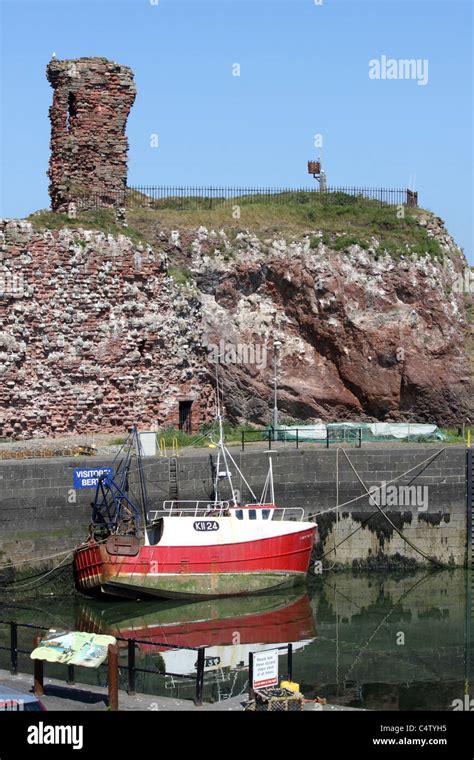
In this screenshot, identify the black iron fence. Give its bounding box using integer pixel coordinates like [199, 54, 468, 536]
[0, 619, 207, 706]
[75, 185, 418, 211]
[240, 428, 363, 451]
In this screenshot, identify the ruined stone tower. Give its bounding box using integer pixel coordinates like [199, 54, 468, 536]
[46, 57, 136, 212]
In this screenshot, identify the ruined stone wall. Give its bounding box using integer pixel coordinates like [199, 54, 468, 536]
[46, 57, 136, 212]
[0, 220, 214, 438]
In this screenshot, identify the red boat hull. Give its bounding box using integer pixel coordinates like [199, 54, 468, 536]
[74, 525, 316, 599]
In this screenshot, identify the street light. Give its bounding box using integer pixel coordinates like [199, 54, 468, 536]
[272, 340, 282, 433]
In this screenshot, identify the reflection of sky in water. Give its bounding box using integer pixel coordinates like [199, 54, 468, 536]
[1, 569, 471, 710]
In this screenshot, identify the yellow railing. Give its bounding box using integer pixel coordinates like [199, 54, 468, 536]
[157, 435, 180, 457]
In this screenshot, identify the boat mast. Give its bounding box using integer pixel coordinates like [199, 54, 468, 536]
[213, 361, 238, 506]
[133, 426, 149, 531]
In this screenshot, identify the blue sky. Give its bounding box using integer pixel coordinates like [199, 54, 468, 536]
[1, 0, 472, 261]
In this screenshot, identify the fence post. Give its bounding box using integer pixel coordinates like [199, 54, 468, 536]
[287, 643, 293, 681]
[108, 644, 119, 711]
[33, 634, 44, 697]
[195, 647, 205, 706]
[467, 449, 472, 568]
[10, 622, 18, 676]
[296, 429, 299, 450]
[268, 430, 272, 451]
[358, 428, 362, 448]
[241, 430, 245, 452]
[127, 639, 136, 696]
[326, 428, 330, 449]
[249, 651, 254, 701]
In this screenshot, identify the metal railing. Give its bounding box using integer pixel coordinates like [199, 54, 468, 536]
[149, 500, 231, 519]
[0, 619, 208, 706]
[240, 428, 363, 451]
[75, 185, 417, 211]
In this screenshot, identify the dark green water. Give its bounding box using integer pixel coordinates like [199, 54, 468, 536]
[0, 569, 472, 710]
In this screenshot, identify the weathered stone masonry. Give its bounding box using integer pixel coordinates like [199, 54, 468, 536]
[0, 220, 215, 438]
[47, 57, 136, 212]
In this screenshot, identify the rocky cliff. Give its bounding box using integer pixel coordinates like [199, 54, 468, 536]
[184, 213, 471, 425]
[0, 205, 471, 439]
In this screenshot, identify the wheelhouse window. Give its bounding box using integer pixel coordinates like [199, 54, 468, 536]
[235, 510, 243, 520]
[262, 509, 271, 520]
[249, 509, 257, 520]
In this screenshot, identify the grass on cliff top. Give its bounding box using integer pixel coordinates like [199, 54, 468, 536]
[27, 209, 147, 246]
[128, 193, 442, 258]
[27, 193, 443, 259]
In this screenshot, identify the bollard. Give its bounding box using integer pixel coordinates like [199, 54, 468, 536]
[33, 634, 44, 697]
[108, 644, 119, 711]
[66, 664, 75, 685]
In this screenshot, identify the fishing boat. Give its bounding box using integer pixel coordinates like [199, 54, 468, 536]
[73, 390, 317, 600]
[76, 592, 317, 681]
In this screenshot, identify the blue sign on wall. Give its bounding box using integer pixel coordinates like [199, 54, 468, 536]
[73, 467, 113, 489]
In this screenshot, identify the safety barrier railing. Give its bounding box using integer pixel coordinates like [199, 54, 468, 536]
[0, 619, 208, 706]
[240, 428, 363, 451]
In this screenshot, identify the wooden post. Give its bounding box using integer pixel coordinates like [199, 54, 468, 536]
[108, 644, 119, 711]
[33, 634, 44, 697]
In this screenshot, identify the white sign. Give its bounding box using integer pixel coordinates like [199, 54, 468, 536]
[252, 648, 279, 689]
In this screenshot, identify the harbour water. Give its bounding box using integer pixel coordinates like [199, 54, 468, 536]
[0, 568, 472, 710]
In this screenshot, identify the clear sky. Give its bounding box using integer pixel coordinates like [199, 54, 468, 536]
[1, 0, 472, 261]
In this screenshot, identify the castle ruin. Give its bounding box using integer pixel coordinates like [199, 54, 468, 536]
[46, 57, 136, 212]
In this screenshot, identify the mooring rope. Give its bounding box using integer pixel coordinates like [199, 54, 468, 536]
[317, 447, 447, 566]
[313, 447, 446, 516]
[341, 448, 445, 565]
[0, 551, 74, 592]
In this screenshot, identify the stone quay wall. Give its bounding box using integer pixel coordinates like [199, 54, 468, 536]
[0, 446, 468, 570]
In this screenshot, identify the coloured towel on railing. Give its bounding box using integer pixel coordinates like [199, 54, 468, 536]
[30, 631, 116, 668]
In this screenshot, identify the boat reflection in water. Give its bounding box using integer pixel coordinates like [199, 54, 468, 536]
[76, 592, 316, 694]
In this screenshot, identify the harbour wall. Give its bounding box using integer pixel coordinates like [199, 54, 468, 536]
[0, 445, 469, 569]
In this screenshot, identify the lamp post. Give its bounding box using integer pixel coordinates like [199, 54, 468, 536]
[272, 340, 282, 433]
